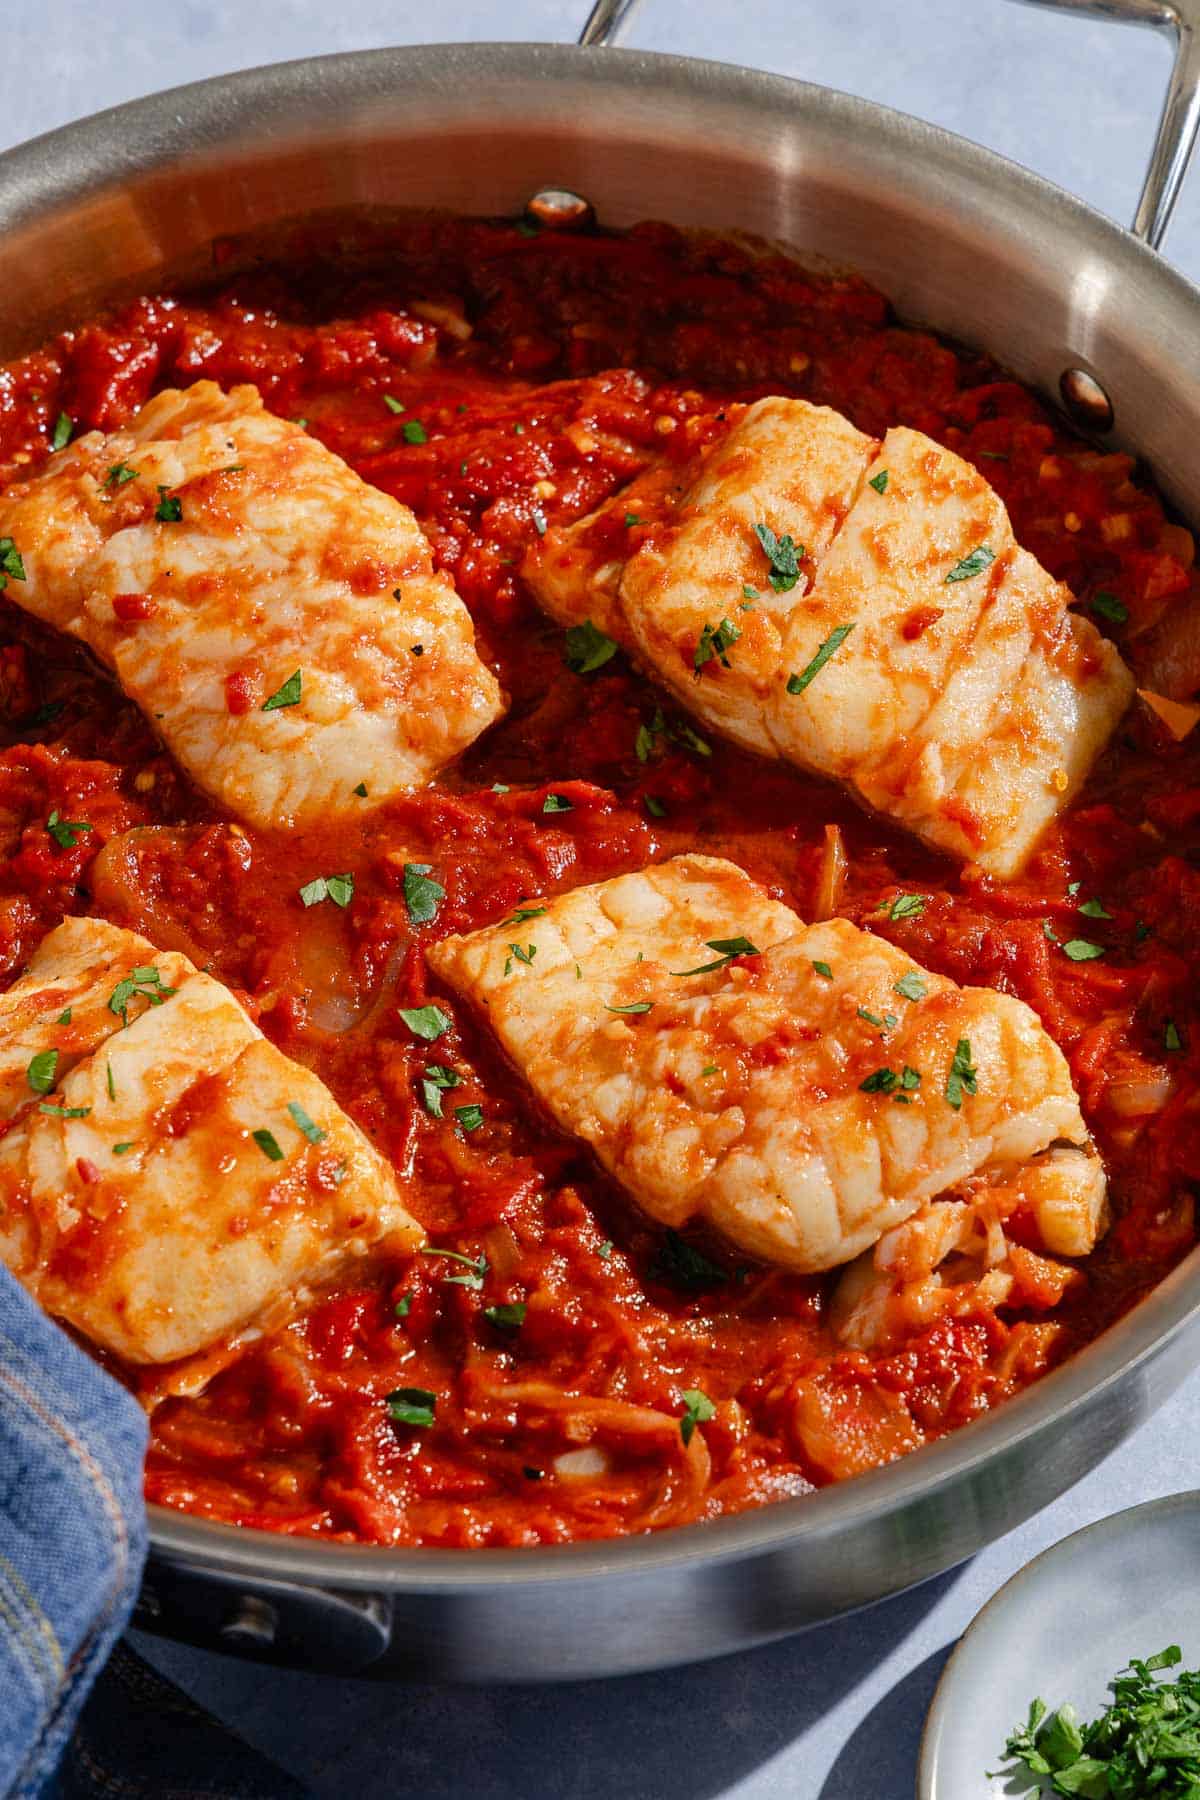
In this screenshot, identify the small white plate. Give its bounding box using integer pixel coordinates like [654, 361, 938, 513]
[918, 1490, 1200, 1798]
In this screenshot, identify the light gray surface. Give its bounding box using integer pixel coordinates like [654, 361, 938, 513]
[5, 2, 1200, 1795]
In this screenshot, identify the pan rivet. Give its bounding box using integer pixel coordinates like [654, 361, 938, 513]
[1060, 367, 1114, 433]
[219, 1595, 278, 1649]
[524, 189, 595, 231]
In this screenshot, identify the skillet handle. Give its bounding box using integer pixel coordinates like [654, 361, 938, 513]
[578, 0, 644, 47]
[581, 0, 1200, 249]
[1009, 0, 1200, 248]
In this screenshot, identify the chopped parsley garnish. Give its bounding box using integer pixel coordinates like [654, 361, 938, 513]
[421, 1246, 487, 1289]
[679, 1388, 716, 1446]
[700, 1064, 720, 1077]
[26, 1049, 58, 1095]
[57, 1008, 71, 1025]
[402, 863, 445, 925]
[485, 1302, 527, 1331]
[1091, 589, 1129, 624]
[51, 412, 73, 451]
[103, 462, 139, 491]
[945, 544, 995, 583]
[992, 1646, 1200, 1799]
[353, 782, 369, 799]
[861, 1063, 918, 1106]
[46, 810, 92, 850]
[542, 794, 572, 814]
[633, 716, 662, 759]
[644, 795, 667, 819]
[252, 1127, 285, 1162]
[894, 971, 927, 1001]
[39, 1103, 90, 1118]
[154, 486, 182, 522]
[505, 905, 547, 926]
[787, 622, 856, 694]
[754, 521, 803, 593]
[742, 584, 759, 601]
[563, 620, 619, 674]
[532, 509, 548, 536]
[386, 1387, 436, 1428]
[419, 1063, 461, 1117]
[394, 1293, 412, 1319]
[262, 669, 302, 711]
[675, 721, 713, 758]
[945, 1038, 978, 1110]
[868, 469, 889, 494]
[112, 1142, 137, 1155]
[812, 960, 833, 979]
[383, 394, 405, 414]
[1062, 938, 1106, 961]
[0, 538, 25, 590]
[108, 966, 176, 1027]
[455, 1103, 485, 1133]
[298, 872, 354, 909]
[886, 893, 928, 921]
[398, 1004, 451, 1043]
[286, 1100, 326, 1144]
[1078, 896, 1112, 919]
[1043, 919, 1060, 943]
[650, 1229, 726, 1291]
[624, 512, 642, 527]
[504, 942, 537, 976]
[401, 420, 428, 445]
[605, 1000, 653, 1015]
[694, 617, 741, 673]
[1165, 1020, 1184, 1053]
[674, 936, 759, 977]
[597, 1240, 614, 1261]
[106, 1061, 116, 1101]
[857, 1007, 897, 1031]
[636, 706, 711, 762]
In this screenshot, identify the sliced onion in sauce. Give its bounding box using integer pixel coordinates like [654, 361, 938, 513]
[1106, 1075, 1174, 1117]
[813, 822, 847, 920]
[554, 1447, 610, 1478]
[89, 827, 215, 965]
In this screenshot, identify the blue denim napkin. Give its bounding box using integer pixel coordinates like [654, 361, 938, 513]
[0, 1268, 309, 1799]
[0, 1269, 147, 1799]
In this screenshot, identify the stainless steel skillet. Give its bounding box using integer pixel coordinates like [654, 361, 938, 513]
[1, 0, 1199, 1680]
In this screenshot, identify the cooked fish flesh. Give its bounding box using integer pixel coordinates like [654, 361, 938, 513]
[523, 399, 1133, 877]
[0, 916, 421, 1364]
[428, 854, 1098, 1272]
[0, 381, 505, 830]
[828, 1141, 1105, 1350]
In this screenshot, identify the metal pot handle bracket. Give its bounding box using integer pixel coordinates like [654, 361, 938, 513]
[1014, 0, 1200, 250]
[582, 0, 1200, 251]
[580, 0, 1200, 434]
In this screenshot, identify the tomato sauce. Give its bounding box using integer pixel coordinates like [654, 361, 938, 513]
[1, 215, 1198, 1547]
